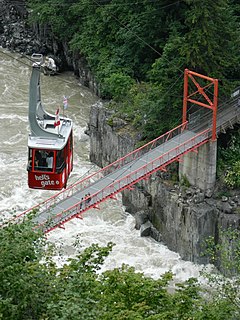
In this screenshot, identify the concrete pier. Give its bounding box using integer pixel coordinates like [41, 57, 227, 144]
[179, 140, 217, 191]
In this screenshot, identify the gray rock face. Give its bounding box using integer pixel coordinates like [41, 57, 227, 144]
[0, 1, 99, 93]
[0, 0, 41, 54]
[88, 102, 138, 167]
[140, 221, 152, 237]
[88, 103, 240, 266]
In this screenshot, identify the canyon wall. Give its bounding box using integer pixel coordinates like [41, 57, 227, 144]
[88, 103, 240, 265]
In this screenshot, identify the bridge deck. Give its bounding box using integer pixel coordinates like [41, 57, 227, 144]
[33, 128, 210, 232]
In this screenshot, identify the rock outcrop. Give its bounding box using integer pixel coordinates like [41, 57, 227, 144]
[0, 0, 43, 55]
[0, 0, 99, 94]
[88, 102, 240, 265]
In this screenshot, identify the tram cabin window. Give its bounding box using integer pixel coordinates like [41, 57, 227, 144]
[28, 149, 55, 172]
[34, 150, 46, 170]
[56, 149, 64, 171]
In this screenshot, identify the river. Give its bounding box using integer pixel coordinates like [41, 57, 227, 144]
[0, 49, 211, 283]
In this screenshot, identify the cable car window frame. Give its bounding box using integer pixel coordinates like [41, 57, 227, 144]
[29, 149, 56, 173]
[28, 148, 33, 171]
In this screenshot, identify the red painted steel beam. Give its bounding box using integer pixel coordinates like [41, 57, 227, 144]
[188, 74, 213, 107]
[182, 69, 218, 141]
[188, 99, 213, 110]
[187, 82, 213, 99]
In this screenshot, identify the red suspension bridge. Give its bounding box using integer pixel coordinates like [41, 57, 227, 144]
[4, 70, 240, 233]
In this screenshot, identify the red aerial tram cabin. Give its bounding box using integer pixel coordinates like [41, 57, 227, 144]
[27, 54, 73, 190]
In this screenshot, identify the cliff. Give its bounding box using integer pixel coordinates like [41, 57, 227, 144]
[88, 103, 240, 265]
[0, 0, 100, 95]
[1, 0, 239, 267]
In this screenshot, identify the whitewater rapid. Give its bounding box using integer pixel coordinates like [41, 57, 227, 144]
[0, 49, 212, 284]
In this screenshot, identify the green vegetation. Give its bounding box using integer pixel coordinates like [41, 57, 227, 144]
[217, 129, 240, 189]
[180, 174, 191, 188]
[26, 0, 240, 184]
[203, 228, 240, 275]
[0, 219, 240, 319]
[26, 0, 240, 139]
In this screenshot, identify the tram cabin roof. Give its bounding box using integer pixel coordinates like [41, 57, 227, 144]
[28, 117, 72, 150]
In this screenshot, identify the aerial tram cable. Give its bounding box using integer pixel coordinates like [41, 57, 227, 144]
[91, 0, 185, 76]
[0, 48, 80, 86]
[1, 0, 186, 93]
[0, 47, 234, 133]
[0, 48, 32, 68]
[10, 0, 181, 7]
[0, 47, 185, 127]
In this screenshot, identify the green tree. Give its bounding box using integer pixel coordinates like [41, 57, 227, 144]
[44, 243, 114, 320]
[1, 219, 240, 319]
[182, 0, 240, 88]
[98, 266, 173, 319]
[201, 228, 240, 319]
[0, 219, 56, 319]
[217, 129, 240, 189]
[0, 218, 114, 320]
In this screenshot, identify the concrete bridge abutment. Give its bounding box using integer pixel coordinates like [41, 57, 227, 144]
[179, 140, 217, 191]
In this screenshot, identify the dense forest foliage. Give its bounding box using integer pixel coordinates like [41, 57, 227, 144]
[1, 3, 240, 318]
[26, 0, 240, 188]
[217, 129, 240, 189]
[0, 218, 239, 319]
[26, 0, 240, 137]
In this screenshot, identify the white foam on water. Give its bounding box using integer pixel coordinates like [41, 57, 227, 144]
[47, 204, 212, 284]
[2, 84, 10, 95]
[0, 52, 214, 285]
[3, 133, 24, 145]
[73, 124, 88, 141]
[0, 114, 28, 121]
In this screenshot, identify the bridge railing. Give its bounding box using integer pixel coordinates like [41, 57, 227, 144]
[6, 121, 188, 225]
[39, 127, 211, 233]
[188, 92, 240, 131]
